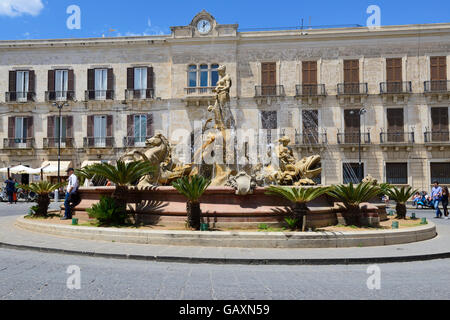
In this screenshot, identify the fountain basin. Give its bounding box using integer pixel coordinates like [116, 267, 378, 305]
[74, 187, 387, 229]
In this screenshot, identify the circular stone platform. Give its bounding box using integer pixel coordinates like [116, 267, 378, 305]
[15, 216, 436, 249]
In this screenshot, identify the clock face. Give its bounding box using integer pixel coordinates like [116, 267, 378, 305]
[197, 19, 211, 34]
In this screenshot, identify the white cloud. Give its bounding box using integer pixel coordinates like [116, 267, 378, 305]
[0, 0, 44, 17]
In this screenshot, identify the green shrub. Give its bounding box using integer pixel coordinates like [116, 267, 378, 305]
[86, 196, 127, 226]
[284, 217, 299, 231]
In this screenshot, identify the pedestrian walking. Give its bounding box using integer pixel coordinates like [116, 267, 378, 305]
[62, 168, 80, 220]
[13, 178, 18, 204]
[442, 186, 449, 220]
[431, 181, 443, 218]
[5, 177, 15, 204]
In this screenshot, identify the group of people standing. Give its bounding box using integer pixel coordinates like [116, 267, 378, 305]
[431, 181, 449, 219]
[4, 177, 19, 204]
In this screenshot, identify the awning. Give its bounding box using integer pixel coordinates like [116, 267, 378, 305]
[39, 161, 72, 175]
[9, 165, 37, 175]
[0, 168, 9, 173]
[81, 160, 101, 168]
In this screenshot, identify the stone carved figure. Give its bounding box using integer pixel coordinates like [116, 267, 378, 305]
[362, 174, 378, 185]
[207, 65, 232, 131]
[226, 171, 257, 196]
[264, 136, 322, 186]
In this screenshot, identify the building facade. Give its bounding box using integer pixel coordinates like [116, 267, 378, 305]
[0, 10, 450, 190]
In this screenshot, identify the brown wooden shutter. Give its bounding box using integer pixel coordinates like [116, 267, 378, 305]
[28, 70, 35, 92]
[127, 68, 134, 90]
[107, 115, 113, 137]
[8, 117, 15, 139]
[147, 114, 154, 137]
[261, 62, 276, 95]
[344, 109, 360, 143]
[27, 117, 34, 139]
[387, 108, 404, 142]
[47, 116, 55, 138]
[432, 107, 449, 141]
[107, 68, 114, 99]
[126, 115, 134, 146]
[87, 69, 95, 100]
[67, 116, 73, 138]
[68, 69, 74, 99]
[344, 60, 359, 83]
[9, 71, 16, 92]
[302, 61, 317, 84]
[147, 67, 154, 89]
[48, 70, 55, 91]
[386, 58, 402, 82]
[87, 115, 94, 137]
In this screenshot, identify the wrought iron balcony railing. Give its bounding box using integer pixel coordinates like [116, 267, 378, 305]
[5, 92, 36, 103]
[380, 131, 415, 144]
[125, 89, 155, 100]
[43, 138, 74, 149]
[254, 85, 285, 97]
[294, 133, 328, 145]
[85, 90, 114, 101]
[185, 87, 215, 96]
[45, 91, 75, 102]
[295, 84, 326, 97]
[337, 132, 371, 144]
[380, 81, 412, 94]
[337, 83, 368, 95]
[3, 138, 35, 149]
[424, 131, 450, 143]
[424, 80, 450, 93]
[123, 136, 152, 147]
[83, 137, 114, 148]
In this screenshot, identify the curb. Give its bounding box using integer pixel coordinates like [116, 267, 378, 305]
[1, 241, 450, 265]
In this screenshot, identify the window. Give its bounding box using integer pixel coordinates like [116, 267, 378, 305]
[386, 163, 408, 184]
[211, 64, 219, 87]
[55, 70, 68, 101]
[431, 163, 450, 185]
[200, 65, 208, 87]
[344, 109, 361, 144]
[54, 117, 67, 141]
[188, 65, 197, 87]
[343, 163, 364, 184]
[187, 64, 219, 88]
[95, 69, 108, 100]
[387, 108, 404, 142]
[261, 111, 277, 144]
[302, 61, 318, 95]
[134, 68, 147, 99]
[302, 110, 318, 144]
[386, 58, 402, 93]
[261, 62, 277, 95]
[16, 71, 29, 101]
[343, 60, 359, 94]
[431, 107, 449, 141]
[94, 115, 107, 147]
[134, 115, 147, 145]
[15, 117, 29, 143]
[430, 56, 447, 91]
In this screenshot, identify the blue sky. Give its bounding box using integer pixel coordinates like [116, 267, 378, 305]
[0, 0, 449, 40]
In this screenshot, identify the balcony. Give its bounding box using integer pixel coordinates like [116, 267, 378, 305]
[43, 138, 75, 149]
[45, 91, 75, 102]
[337, 83, 368, 96]
[294, 133, 328, 146]
[380, 131, 415, 144]
[85, 90, 114, 101]
[83, 137, 114, 148]
[125, 89, 155, 101]
[254, 85, 285, 97]
[184, 87, 215, 106]
[424, 131, 450, 143]
[424, 81, 450, 102]
[295, 84, 326, 97]
[3, 138, 35, 149]
[337, 132, 371, 145]
[380, 81, 412, 94]
[5, 92, 36, 103]
[123, 136, 151, 148]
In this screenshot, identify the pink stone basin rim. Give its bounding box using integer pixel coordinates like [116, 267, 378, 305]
[75, 187, 387, 228]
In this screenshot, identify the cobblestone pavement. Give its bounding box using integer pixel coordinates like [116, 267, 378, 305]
[0, 202, 449, 300]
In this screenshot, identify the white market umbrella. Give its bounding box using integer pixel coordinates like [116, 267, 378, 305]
[9, 165, 37, 175]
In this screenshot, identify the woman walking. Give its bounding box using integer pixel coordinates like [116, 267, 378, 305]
[442, 186, 449, 220]
[5, 177, 15, 205]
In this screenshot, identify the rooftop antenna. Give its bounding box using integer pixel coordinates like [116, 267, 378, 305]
[300, 18, 308, 35]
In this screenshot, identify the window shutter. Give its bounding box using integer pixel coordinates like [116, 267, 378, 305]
[29, 70, 35, 92]
[27, 117, 34, 138]
[344, 60, 359, 83]
[68, 69, 75, 93]
[147, 67, 154, 89]
[48, 70, 55, 91]
[107, 68, 114, 99]
[87, 69, 95, 99]
[147, 113, 154, 137]
[127, 68, 134, 90]
[67, 116, 73, 139]
[302, 61, 317, 85]
[8, 117, 15, 139]
[9, 71, 16, 92]
[127, 115, 134, 146]
[47, 116, 55, 138]
[87, 115, 94, 137]
[107, 115, 113, 137]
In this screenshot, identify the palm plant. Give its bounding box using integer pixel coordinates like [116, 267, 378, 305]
[20, 181, 67, 217]
[266, 186, 330, 231]
[327, 182, 381, 226]
[84, 160, 155, 211]
[172, 175, 211, 230]
[74, 165, 95, 186]
[385, 186, 418, 219]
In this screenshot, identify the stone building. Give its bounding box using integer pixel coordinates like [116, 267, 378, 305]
[0, 10, 449, 190]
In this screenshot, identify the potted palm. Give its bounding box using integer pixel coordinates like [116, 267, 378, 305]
[266, 186, 330, 231]
[84, 160, 155, 214]
[385, 186, 418, 219]
[327, 182, 381, 226]
[172, 175, 211, 230]
[20, 181, 67, 217]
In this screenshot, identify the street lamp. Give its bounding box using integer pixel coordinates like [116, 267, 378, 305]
[52, 101, 69, 202]
[350, 108, 367, 183]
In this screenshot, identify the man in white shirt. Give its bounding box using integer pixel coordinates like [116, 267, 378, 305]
[62, 168, 79, 220]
